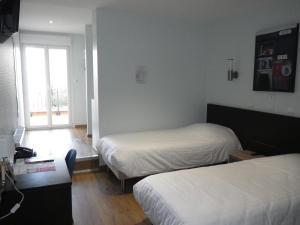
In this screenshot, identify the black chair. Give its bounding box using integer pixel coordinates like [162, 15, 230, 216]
[65, 149, 77, 177]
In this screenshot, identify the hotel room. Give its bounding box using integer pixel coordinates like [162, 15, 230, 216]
[0, 0, 299, 224]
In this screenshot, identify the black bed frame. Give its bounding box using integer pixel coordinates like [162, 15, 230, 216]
[207, 104, 300, 156]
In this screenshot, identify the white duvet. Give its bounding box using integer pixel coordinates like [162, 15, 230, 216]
[97, 123, 242, 178]
[133, 154, 300, 225]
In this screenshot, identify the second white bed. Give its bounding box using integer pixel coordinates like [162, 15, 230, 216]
[134, 154, 300, 225]
[97, 123, 242, 178]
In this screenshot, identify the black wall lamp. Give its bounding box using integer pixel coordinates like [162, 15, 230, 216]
[227, 58, 239, 81]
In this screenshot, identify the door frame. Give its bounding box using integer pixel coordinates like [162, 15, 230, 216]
[21, 44, 73, 130]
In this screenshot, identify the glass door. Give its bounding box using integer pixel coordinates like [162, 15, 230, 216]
[23, 46, 49, 127]
[23, 45, 71, 129]
[49, 48, 70, 126]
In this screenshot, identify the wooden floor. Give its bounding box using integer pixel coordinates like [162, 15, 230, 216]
[22, 127, 151, 225]
[22, 127, 151, 224]
[22, 127, 97, 159]
[72, 171, 152, 225]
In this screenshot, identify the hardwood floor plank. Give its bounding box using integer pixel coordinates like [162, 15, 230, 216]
[72, 172, 152, 225]
[22, 127, 97, 159]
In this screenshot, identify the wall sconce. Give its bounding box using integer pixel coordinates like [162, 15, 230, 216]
[227, 58, 239, 81]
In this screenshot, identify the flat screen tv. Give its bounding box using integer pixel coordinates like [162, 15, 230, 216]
[0, 0, 20, 43]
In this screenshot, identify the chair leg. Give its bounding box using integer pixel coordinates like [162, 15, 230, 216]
[121, 179, 125, 193]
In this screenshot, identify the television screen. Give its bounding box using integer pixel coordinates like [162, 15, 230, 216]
[0, 0, 20, 43]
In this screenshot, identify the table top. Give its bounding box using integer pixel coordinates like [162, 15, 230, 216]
[6, 158, 71, 191]
[230, 150, 265, 161]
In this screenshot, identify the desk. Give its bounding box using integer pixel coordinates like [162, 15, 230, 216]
[0, 158, 73, 225]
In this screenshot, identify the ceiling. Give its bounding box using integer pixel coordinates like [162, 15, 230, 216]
[20, 2, 92, 34]
[20, 0, 285, 34]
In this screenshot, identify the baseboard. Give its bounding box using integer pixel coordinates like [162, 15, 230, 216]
[74, 168, 100, 174]
[76, 155, 98, 162]
[74, 124, 87, 129]
[74, 165, 106, 174]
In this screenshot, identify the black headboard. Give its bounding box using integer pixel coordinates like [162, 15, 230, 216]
[207, 104, 300, 156]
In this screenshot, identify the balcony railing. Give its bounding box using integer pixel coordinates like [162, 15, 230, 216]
[29, 88, 68, 113]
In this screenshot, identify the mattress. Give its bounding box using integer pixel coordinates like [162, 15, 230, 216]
[133, 154, 300, 225]
[97, 123, 242, 178]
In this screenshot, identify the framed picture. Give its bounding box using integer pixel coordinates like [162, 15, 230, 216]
[253, 24, 299, 92]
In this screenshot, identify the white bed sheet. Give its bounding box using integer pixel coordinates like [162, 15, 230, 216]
[133, 154, 300, 225]
[97, 123, 242, 178]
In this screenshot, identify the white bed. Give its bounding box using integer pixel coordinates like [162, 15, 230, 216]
[97, 123, 242, 179]
[133, 154, 300, 225]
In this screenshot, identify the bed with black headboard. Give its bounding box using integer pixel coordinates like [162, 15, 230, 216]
[134, 104, 300, 224]
[207, 103, 300, 156]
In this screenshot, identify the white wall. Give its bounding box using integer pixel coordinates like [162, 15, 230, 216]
[84, 25, 94, 135]
[13, 33, 26, 127]
[0, 37, 18, 134]
[205, 0, 300, 117]
[19, 31, 87, 126]
[71, 34, 87, 125]
[92, 2, 300, 143]
[92, 11, 100, 146]
[94, 8, 206, 138]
